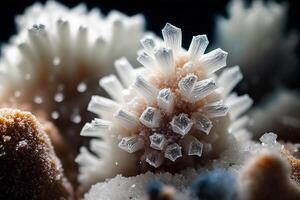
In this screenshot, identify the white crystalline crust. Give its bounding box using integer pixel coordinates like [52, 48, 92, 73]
[77, 22, 252, 189]
[84, 170, 196, 200]
[83, 131, 284, 200]
[215, 0, 298, 90]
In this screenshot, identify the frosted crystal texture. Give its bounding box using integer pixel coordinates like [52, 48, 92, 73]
[188, 35, 209, 60]
[154, 47, 175, 75]
[137, 52, 155, 70]
[192, 113, 213, 135]
[191, 78, 217, 102]
[179, 75, 217, 103]
[157, 88, 175, 113]
[133, 75, 158, 102]
[88, 96, 119, 117]
[114, 58, 135, 87]
[146, 151, 164, 168]
[170, 114, 193, 136]
[201, 101, 229, 118]
[84, 170, 202, 200]
[164, 143, 182, 162]
[81, 119, 112, 137]
[140, 36, 156, 55]
[100, 75, 124, 102]
[149, 133, 167, 150]
[118, 136, 145, 153]
[260, 132, 282, 150]
[178, 74, 198, 97]
[186, 137, 203, 157]
[200, 48, 228, 75]
[78, 23, 252, 188]
[139, 107, 162, 128]
[162, 23, 182, 55]
[114, 109, 139, 130]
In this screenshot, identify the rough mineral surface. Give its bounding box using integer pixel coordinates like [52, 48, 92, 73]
[84, 170, 197, 200]
[237, 150, 300, 200]
[0, 108, 73, 200]
[283, 148, 300, 186]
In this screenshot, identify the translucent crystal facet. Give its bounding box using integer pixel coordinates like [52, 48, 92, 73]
[200, 48, 228, 75]
[137, 52, 155, 70]
[192, 112, 213, 135]
[170, 113, 193, 136]
[191, 78, 217, 102]
[133, 75, 158, 102]
[146, 151, 164, 168]
[140, 36, 156, 55]
[162, 23, 182, 55]
[154, 47, 175, 75]
[260, 132, 282, 150]
[149, 133, 167, 150]
[99, 75, 124, 102]
[188, 35, 209, 60]
[157, 88, 175, 113]
[201, 101, 229, 118]
[114, 58, 135, 87]
[139, 107, 162, 128]
[178, 74, 197, 97]
[187, 137, 203, 157]
[114, 109, 139, 130]
[88, 95, 119, 117]
[81, 119, 112, 137]
[118, 136, 144, 153]
[164, 143, 182, 162]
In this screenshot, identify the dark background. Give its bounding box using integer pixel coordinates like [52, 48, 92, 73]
[0, 0, 299, 99]
[0, 0, 299, 49]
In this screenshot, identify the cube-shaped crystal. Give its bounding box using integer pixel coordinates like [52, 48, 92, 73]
[170, 113, 193, 136]
[149, 133, 167, 150]
[146, 151, 164, 168]
[118, 136, 144, 153]
[164, 143, 182, 162]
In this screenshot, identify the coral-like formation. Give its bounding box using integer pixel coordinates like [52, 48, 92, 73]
[0, 108, 73, 200]
[0, 1, 147, 185]
[237, 150, 300, 200]
[0, 0, 146, 150]
[77, 23, 252, 188]
[250, 89, 300, 142]
[215, 0, 298, 100]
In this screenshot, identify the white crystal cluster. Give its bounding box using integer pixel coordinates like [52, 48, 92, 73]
[0, 1, 146, 124]
[76, 23, 252, 188]
[215, 0, 298, 93]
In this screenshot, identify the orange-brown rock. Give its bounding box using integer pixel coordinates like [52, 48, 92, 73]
[0, 108, 73, 200]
